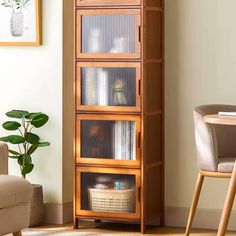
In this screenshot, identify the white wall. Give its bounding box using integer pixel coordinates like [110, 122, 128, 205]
[0, 0, 63, 204]
[165, 0, 236, 214]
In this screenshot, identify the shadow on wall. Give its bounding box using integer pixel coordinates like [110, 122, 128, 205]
[165, 0, 183, 204]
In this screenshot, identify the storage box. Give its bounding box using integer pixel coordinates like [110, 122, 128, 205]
[88, 188, 135, 213]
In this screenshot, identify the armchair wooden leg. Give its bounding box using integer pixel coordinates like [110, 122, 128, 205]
[185, 172, 204, 236]
[217, 161, 236, 236]
[13, 231, 22, 236]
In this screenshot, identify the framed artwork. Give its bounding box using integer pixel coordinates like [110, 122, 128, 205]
[0, 0, 42, 46]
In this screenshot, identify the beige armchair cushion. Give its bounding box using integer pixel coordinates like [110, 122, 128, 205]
[218, 157, 235, 173]
[0, 175, 32, 209]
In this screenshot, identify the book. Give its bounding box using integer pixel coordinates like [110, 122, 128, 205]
[98, 69, 108, 106]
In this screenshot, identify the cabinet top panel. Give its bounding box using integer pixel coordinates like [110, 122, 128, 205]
[76, 0, 141, 7]
[76, 0, 164, 7]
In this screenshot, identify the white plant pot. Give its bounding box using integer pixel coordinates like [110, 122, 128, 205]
[10, 12, 24, 37]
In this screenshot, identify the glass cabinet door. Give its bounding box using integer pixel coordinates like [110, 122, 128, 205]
[76, 0, 141, 7]
[76, 9, 141, 59]
[76, 115, 141, 167]
[76, 62, 141, 112]
[75, 167, 141, 220]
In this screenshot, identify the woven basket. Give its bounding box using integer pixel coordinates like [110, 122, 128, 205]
[88, 188, 135, 213]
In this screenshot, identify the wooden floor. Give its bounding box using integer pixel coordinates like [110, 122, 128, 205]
[33, 221, 236, 235]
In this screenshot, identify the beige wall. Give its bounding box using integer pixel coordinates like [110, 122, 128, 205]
[165, 0, 236, 213]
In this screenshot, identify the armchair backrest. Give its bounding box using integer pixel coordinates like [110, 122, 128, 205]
[194, 104, 236, 172]
[0, 142, 8, 175]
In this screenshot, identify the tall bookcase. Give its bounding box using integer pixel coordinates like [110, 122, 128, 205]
[73, 0, 164, 233]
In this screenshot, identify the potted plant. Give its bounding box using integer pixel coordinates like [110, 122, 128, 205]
[1, 0, 31, 37]
[0, 109, 50, 226]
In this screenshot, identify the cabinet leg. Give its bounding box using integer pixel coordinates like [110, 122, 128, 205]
[160, 208, 165, 227]
[73, 218, 79, 229]
[141, 221, 146, 234]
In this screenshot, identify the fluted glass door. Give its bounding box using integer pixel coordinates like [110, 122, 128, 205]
[76, 62, 141, 112]
[76, 9, 141, 58]
[76, 115, 141, 167]
[75, 167, 141, 219]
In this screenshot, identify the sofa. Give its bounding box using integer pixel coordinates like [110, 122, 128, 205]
[0, 142, 33, 236]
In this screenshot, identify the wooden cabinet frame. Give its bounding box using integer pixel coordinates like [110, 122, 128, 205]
[74, 0, 164, 232]
[76, 114, 141, 167]
[75, 166, 141, 220]
[76, 0, 141, 7]
[76, 9, 141, 59]
[76, 62, 141, 113]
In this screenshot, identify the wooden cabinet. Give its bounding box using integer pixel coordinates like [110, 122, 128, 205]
[74, 0, 164, 233]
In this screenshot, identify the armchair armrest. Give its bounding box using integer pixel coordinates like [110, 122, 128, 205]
[0, 142, 8, 175]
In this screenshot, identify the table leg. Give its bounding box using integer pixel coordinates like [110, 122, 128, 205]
[217, 161, 236, 236]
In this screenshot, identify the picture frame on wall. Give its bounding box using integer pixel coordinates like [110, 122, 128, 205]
[0, 0, 42, 46]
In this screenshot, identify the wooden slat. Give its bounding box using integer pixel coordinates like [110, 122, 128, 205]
[76, 0, 141, 7]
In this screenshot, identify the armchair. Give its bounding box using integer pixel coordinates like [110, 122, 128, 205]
[185, 104, 236, 235]
[0, 142, 33, 236]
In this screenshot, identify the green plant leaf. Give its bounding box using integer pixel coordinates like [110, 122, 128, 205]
[9, 149, 20, 156]
[38, 141, 50, 147]
[17, 155, 24, 165]
[25, 155, 32, 164]
[18, 154, 32, 166]
[22, 163, 34, 175]
[25, 132, 40, 144]
[27, 144, 38, 155]
[25, 112, 41, 120]
[6, 110, 29, 119]
[9, 156, 19, 159]
[31, 114, 49, 128]
[0, 135, 25, 144]
[2, 121, 21, 131]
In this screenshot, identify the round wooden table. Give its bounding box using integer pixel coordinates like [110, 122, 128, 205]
[204, 114, 236, 236]
[204, 114, 236, 126]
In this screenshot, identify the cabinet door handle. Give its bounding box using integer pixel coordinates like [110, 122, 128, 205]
[138, 26, 141, 42]
[138, 79, 141, 95]
[138, 187, 141, 202]
[138, 132, 141, 148]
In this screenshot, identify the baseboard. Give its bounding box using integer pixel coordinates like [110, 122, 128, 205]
[43, 202, 73, 224]
[43, 204, 236, 229]
[165, 206, 236, 230]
